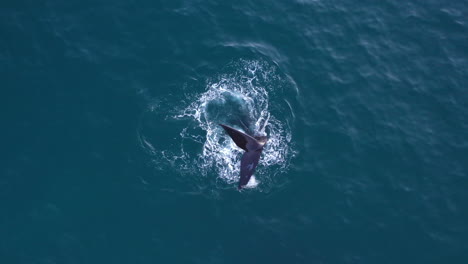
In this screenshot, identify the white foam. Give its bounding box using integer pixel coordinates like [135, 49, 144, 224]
[172, 60, 295, 188]
[245, 176, 259, 189]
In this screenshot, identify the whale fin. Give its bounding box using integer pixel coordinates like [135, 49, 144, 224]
[219, 123, 266, 190]
[219, 124, 259, 151]
[239, 149, 262, 189]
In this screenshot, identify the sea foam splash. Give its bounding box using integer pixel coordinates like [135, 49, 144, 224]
[139, 60, 295, 190]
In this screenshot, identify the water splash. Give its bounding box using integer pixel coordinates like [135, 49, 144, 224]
[139, 60, 296, 191]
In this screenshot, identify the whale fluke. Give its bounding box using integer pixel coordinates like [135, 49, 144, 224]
[219, 124, 268, 190]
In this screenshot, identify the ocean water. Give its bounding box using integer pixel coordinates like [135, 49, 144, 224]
[2, 0, 468, 263]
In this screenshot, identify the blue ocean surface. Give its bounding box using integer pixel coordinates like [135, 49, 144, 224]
[2, 0, 467, 263]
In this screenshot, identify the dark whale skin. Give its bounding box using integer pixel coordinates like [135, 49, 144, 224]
[219, 124, 267, 190]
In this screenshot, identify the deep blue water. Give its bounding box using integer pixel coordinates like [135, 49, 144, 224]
[2, 0, 468, 263]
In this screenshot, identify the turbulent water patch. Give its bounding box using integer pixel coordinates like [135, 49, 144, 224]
[138, 60, 296, 191]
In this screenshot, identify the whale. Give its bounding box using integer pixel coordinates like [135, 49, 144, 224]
[219, 124, 268, 190]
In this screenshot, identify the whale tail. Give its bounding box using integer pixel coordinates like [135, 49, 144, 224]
[219, 124, 266, 189]
[238, 149, 263, 189]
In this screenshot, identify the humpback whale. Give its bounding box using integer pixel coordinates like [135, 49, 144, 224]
[219, 124, 268, 190]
